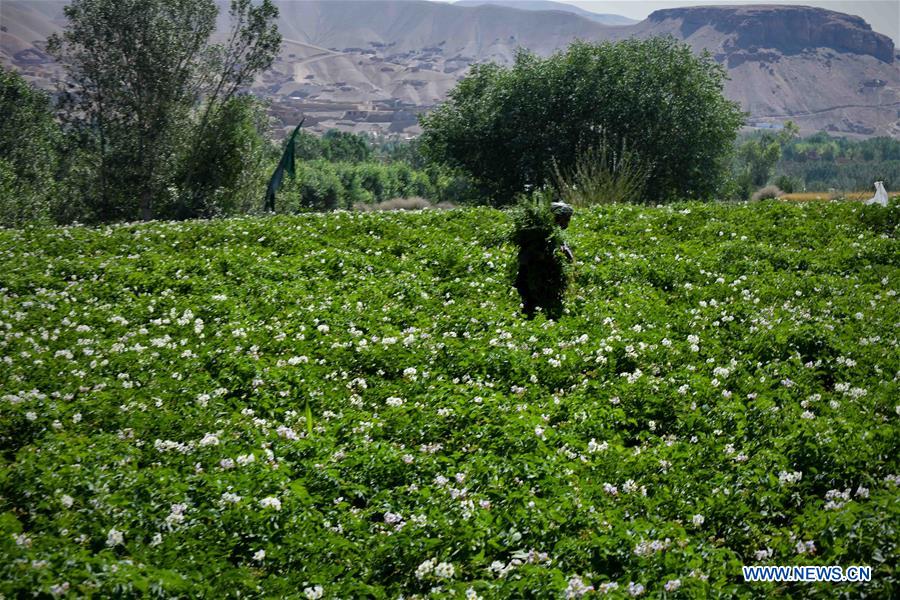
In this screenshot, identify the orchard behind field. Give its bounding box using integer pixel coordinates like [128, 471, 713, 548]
[1, 201, 898, 598]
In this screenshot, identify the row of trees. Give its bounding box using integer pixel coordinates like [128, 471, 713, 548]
[777, 133, 900, 192]
[11, 0, 880, 225]
[278, 160, 475, 212]
[731, 127, 900, 194]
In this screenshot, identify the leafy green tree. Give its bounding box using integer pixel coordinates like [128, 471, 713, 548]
[732, 122, 799, 199]
[321, 130, 372, 163]
[171, 95, 272, 218]
[47, 0, 280, 221]
[294, 130, 325, 161]
[0, 67, 60, 226]
[420, 38, 745, 204]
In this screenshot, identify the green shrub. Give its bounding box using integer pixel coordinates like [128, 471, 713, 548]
[773, 174, 802, 194]
[170, 95, 272, 219]
[297, 163, 342, 211]
[751, 185, 784, 201]
[553, 136, 650, 205]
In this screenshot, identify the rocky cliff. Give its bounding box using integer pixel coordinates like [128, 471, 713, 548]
[646, 5, 894, 63]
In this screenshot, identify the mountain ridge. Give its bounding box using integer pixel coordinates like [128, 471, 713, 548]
[454, 0, 638, 26]
[1, 0, 898, 138]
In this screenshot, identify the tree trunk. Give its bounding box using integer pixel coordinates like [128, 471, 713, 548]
[140, 188, 154, 221]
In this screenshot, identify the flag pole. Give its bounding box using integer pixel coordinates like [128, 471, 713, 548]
[265, 118, 305, 212]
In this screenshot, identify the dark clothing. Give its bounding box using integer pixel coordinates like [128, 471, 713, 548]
[515, 243, 567, 318]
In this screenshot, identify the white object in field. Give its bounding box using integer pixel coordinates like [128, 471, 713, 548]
[865, 181, 888, 206]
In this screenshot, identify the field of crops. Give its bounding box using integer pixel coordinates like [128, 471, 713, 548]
[1, 201, 898, 598]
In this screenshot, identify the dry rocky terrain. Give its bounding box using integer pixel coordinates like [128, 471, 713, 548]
[2, 0, 898, 138]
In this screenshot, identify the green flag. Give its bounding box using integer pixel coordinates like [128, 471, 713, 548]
[265, 119, 304, 212]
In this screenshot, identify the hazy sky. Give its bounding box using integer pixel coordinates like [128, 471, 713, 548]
[441, 1, 900, 44]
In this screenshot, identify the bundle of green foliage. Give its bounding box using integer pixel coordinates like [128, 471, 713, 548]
[509, 194, 570, 318]
[0, 67, 60, 227]
[421, 38, 744, 205]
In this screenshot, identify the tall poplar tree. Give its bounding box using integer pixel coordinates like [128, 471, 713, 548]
[48, 0, 280, 221]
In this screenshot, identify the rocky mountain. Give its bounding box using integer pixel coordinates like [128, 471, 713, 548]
[2, 1, 898, 138]
[454, 1, 638, 26]
[631, 5, 899, 137]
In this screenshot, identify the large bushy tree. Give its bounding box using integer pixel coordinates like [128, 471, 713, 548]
[47, 0, 280, 221]
[420, 38, 746, 204]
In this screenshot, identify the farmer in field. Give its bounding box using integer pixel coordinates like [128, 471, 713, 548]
[512, 199, 574, 318]
[552, 202, 575, 261]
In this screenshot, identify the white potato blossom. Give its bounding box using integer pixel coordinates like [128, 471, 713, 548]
[199, 433, 220, 446]
[221, 492, 242, 504]
[276, 425, 299, 440]
[796, 540, 816, 555]
[49, 582, 70, 596]
[565, 575, 594, 598]
[824, 489, 851, 510]
[253, 549, 265, 561]
[165, 503, 187, 528]
[415, 558, 436, 579]
[236, 453, 255, 466]
[587, 438, 608, 453]
[259, 497, 282, 511]
[106, 528, 124, 547]
[633, 538, 670, 556]
[303, 586, 324, 600]
[434, 561, 455, 578]
[754, 548, 773, 561]
[779, 470, 802, 485]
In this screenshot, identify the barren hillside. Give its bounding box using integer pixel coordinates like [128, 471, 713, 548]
[2, 0, 897, 137]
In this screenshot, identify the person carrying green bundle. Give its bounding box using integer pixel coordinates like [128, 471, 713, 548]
[511, 197, 575, 319]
